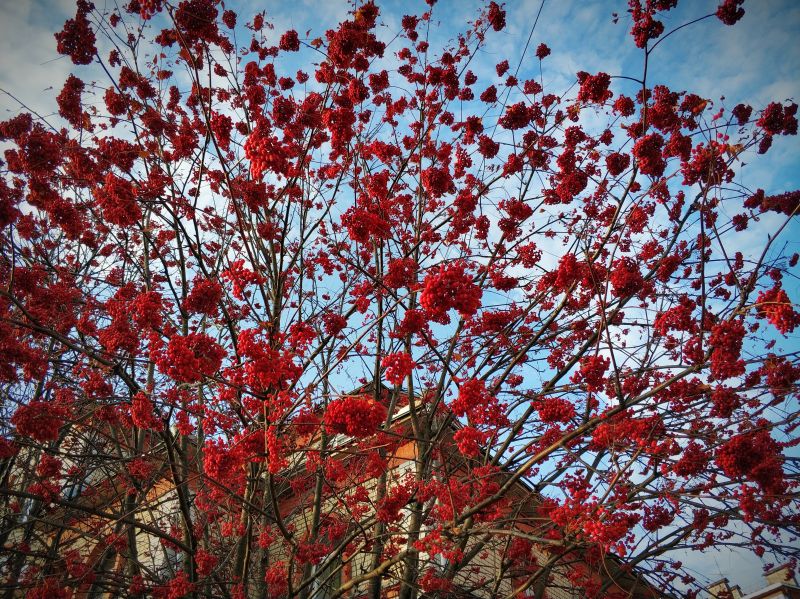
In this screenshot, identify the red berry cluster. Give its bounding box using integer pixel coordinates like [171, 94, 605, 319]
[184, 278, 223, 316]
[381, 352, 415, 386]
[324, 395, 387, 438]
[420, 262, 482, 324]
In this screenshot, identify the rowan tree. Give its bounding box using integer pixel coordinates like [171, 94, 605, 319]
[0, 0, 798, 598]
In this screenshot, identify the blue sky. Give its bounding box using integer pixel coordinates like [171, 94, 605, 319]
[1, 0, 799, 594]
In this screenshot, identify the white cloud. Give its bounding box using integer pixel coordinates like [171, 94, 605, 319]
[0, 0, 73, 118]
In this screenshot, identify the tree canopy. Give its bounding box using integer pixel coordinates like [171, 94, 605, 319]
[0, 0, 798, 597]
